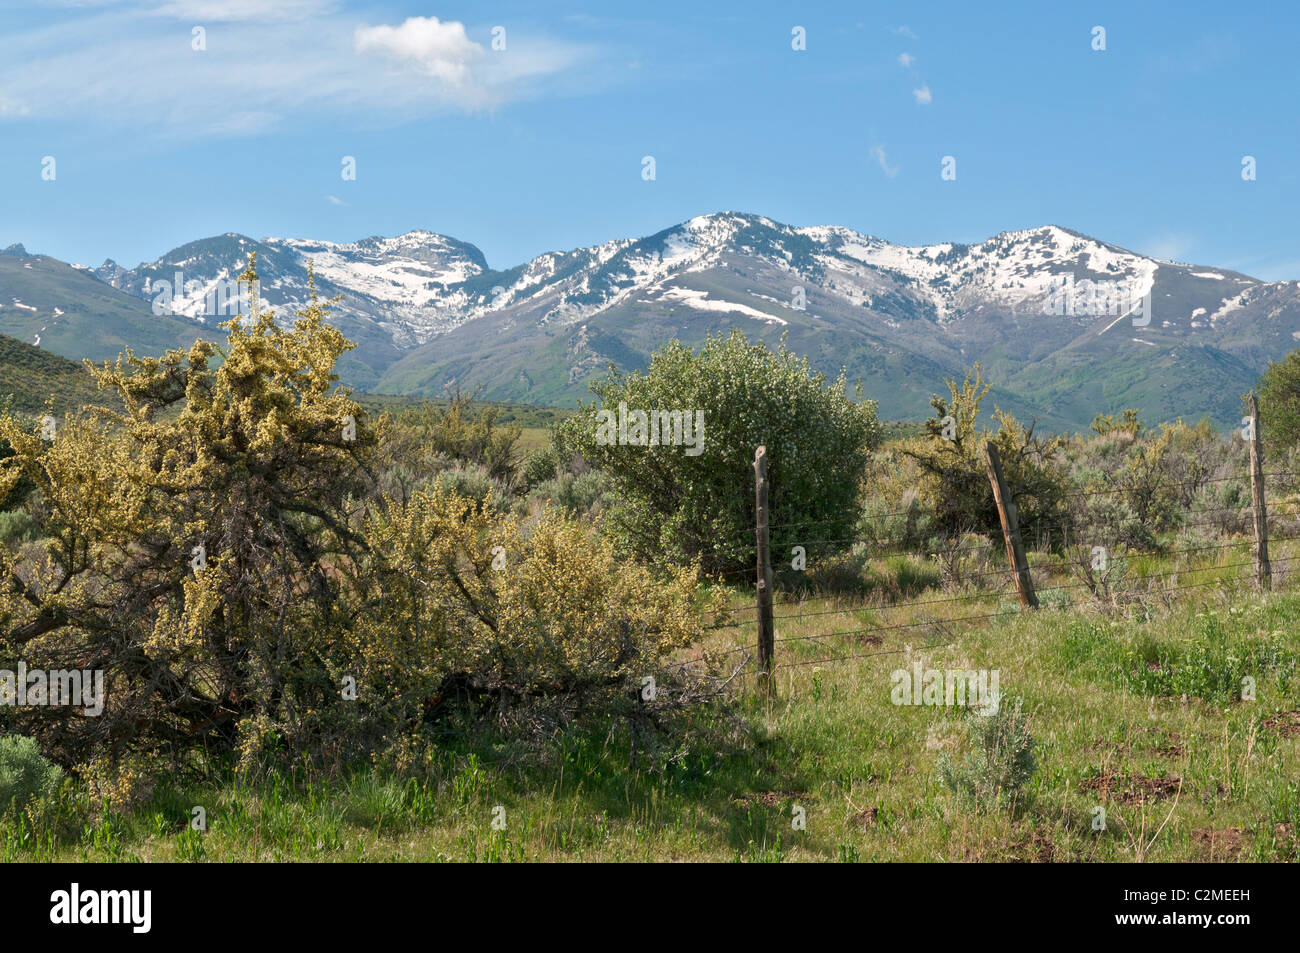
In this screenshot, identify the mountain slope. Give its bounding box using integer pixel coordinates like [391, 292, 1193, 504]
[0, 249, 205, 364]
[14, 214, 1300, 431]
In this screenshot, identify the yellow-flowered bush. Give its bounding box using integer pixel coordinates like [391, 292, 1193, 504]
[0, 255, 709, 772]
[348, 483, 707, 729]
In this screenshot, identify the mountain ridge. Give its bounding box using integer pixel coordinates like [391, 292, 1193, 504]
[5, 212, 1298, 432]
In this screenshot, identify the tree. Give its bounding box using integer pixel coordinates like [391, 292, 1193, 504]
[1258, 352, 1300, 449]
[559, 330, 883, 575]
[904, 365, 1068, 545]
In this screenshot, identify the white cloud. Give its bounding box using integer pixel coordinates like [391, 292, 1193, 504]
[327, 195, 348, 206]
[869, 145, 899, 178]
[893, 25, 918, 40]
[897, 52, 913, 68]
[913, 85, 932, 105]
[354, 16, 483, 86]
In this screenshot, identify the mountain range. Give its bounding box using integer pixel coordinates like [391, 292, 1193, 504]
[4, 213, 1299, 432]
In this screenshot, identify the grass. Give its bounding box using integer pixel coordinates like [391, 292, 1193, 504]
[5, 537, 1300, 862]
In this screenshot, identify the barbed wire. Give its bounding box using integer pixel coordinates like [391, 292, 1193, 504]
[772, 561, 1300, 672]
[703, 539, 1297, 617]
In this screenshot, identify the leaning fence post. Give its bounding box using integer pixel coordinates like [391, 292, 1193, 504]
[1248, 394, 1272, 590]
[754, 446, 775, 694]
[985, 442, 1039, 610]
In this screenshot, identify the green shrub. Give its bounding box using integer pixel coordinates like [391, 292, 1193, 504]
[398, 390, 521, 482]
[528, 470, 612, 517]
[175, 826, 207, 862]
[432, 465, 510, 513]
[0, 735, 64, 815]
[1259, 352, 1300, 450]
[520, 443, 569, 488]
[938, 697, 1036, 813]
[796, 548, 870, 596]
[884, 554, 941, 594]
[0, 510, 39, 546]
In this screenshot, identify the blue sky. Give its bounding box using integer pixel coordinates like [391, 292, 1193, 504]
[2, 0, 1298, 278]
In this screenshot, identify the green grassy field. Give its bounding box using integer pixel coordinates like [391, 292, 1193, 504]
[8, 535, 1298, 863]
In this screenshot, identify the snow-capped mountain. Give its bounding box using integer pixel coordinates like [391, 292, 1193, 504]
[373, 213, 1298, 428]
[95, 230, 488, 337]
[16, 211, 1300, 429]
[92, 215, 1185, 343]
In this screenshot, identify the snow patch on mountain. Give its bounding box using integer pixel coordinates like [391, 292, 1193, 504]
[659, 287, 788, 325]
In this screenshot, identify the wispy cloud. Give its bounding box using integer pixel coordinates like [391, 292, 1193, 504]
[893, 25, 918, 40]
[3, 3, 592, 136]
[149, 0, 337, 21]
[913, 84, 932, 105]
[327, 195, 348, 207]
[1143, 231, 1196, 261]
[869, 145, 899, 178]
[897, 52, 913, 68]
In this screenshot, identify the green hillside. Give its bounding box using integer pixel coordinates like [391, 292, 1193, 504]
[0, 332, 102, 416]
[0, 253, 205, 363]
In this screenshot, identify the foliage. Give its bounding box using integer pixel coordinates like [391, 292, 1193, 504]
[0, 257, 377, 765]
[938, 697, 1036, 813]
[1067, 417, 1233, 548]
[1123, 611, 1295, 703]
[526, 470, 612, 518]
[1259, 351, 1300, 449]
[904, 365, 1069, 543]
[0, 734, 64, 815]
[348, 485, 709, 735]
[0, 511, 39, 546]
[1090, 408, 1143, 436]
[560, 330, 883, 575]
[396, 388, 521, 483]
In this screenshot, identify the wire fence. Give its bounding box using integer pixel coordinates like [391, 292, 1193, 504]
[687, 447, 1296, 687]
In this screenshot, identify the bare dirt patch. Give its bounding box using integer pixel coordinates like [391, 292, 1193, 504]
[1191, 827, 1244, 861]
[1261, 710, 1300, 738]
[1080, 770, 1182, 805]
[850, 805, 898, 829]
[1014, 829, 1059, 862]
[733, 790, 811, 809]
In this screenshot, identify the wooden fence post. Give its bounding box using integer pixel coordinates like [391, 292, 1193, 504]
[754, 446, 775, 693]
[1249, 394, 1272, 590]
[985, 442, 1039, 610]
